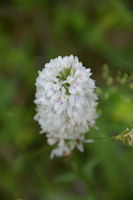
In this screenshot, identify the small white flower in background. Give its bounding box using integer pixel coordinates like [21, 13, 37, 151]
[34, 55, 98, 158]
[114, 128, 133, 147]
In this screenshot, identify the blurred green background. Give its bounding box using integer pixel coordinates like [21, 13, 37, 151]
[0, 0, 133, 199]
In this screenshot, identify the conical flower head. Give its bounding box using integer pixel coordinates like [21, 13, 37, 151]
[34, 55, 98, 158]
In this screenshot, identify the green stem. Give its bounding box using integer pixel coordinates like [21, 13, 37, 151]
[90, 136, 114, 141]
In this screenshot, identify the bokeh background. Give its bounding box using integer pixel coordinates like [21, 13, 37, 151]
[0, 0, 133, 199]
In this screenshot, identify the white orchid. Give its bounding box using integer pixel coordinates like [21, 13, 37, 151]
[34, 55, 98, 158]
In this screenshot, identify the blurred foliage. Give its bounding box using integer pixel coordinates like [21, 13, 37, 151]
[0, 0, 133, 199]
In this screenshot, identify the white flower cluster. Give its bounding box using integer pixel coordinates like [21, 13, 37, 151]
[34, 55, 98, 158]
